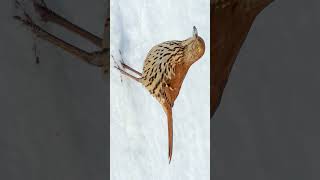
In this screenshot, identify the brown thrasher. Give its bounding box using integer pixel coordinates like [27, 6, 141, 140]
[115, 26, 205, 163]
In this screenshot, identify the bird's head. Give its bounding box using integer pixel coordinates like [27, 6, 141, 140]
[182, 26, 205, 64]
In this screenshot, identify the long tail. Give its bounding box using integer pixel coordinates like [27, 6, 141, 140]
[162, 103, 173, 164]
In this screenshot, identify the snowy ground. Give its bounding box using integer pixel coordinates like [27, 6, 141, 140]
[110, 0, 210, 180]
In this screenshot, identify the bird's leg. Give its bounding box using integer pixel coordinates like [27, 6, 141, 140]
[120, 63, 142, 77]
[112, 54, 141, 83]
[118, 51, 142, 76]
[114, 63, 141, 83]
[14, 14, 105, 67]
[161, 102, 173, 164]
[32, 0, 103, 48]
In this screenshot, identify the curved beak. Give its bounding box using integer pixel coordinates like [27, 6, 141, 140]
[193, 26, 198, 38]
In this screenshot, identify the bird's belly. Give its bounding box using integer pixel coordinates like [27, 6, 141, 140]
[144, 65, 190, 107]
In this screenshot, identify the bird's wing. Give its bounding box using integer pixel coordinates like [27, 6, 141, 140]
[141, 41, 184, 101]
[211, 0, 273, 117]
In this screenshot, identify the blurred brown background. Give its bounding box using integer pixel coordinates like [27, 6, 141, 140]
[213, 0, 320, 179]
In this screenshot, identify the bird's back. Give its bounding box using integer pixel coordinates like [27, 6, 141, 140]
[141, 40, 189, 107]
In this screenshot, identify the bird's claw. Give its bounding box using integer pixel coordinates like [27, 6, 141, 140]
[111, 53, 124, 83]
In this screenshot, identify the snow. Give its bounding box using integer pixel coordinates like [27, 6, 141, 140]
[110, 0, 210, 179]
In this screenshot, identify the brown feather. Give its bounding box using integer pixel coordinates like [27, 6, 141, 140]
[140, 29, 205, 162]
[211, 0, 273, 117]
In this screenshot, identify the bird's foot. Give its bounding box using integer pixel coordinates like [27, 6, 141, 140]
[111, 53, 124, 83]
[32, 0, 50, 22]
[14, 4, 41, 64]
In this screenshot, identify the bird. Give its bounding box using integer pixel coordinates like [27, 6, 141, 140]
[115, 26, 205, 163]
[211, 0, 274, 117]
[14, 0, 109, 75]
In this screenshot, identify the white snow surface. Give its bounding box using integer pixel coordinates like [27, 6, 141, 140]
[110, 0, 210, 179]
